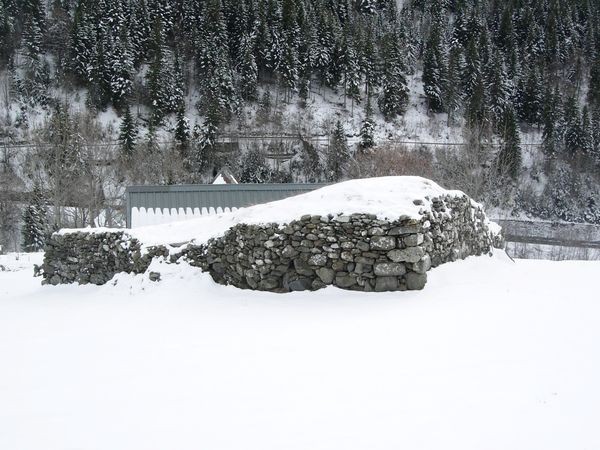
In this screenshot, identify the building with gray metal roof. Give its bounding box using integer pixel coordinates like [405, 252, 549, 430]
[126, 183, 327, 228]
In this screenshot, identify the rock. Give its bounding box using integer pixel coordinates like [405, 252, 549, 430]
[369, 227, 385, 236]
[149, 271, 161, 282]
[259, 277, 279, 290]
[356, 241, 370, 251]
[340, 251, 354, 262]
[331, 260, 346, 271]
[403, 233, 424, 247]
[387, 247, 425, 263]
[355, 256, 375, 265]
[405, 272, 427, 290]
[335, 274, 357, 288]
[294, 259, 314, 276]
[374, 262, 406, 277]
[245, 275, 258, 289]
[281, 245, 299, 258]
[411, 254, 432, 274]
[353, 263, 369, 274]
[89, 274, 105, 285]
[308, 254, 328, 266]
[375, 276, 399, 292]
[316, 267, 335, 284]
[389, 223, 421, 235]
[311, 279, 327, 290]
[370, 236, 396, 251]
[287, 278, 314, 291]
[212, 262, 226, 274]
[336, 215, 351, 223]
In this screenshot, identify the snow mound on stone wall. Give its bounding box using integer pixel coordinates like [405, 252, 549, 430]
[61, 176, 498, 248]
[131, 176, 496, 246]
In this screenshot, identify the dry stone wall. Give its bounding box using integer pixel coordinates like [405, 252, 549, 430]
[42, 193, 503, 291]
[178, 194, 500, 292]
[41, 231, 167, 285]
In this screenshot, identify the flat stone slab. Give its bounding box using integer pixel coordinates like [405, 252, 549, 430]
[374, 262, 407, 277]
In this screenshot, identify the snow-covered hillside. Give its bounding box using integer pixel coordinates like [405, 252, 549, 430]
[1, 252, 599, 450]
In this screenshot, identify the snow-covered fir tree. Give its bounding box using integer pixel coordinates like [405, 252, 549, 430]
[326, 120, 349, 181]
[21, 183, 48, 252]
[240, 146, 270, 183]
[359, 97, 375, 152]
[497, 106, 522, 180]
[422, 22, 446, 113]
[119, 105, 138, 163]
[378, 30, 409, 119]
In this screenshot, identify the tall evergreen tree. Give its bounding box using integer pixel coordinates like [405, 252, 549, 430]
[69, 0, 95, 82]
[592, 106, 600, 166]
[564, 95, 584, 158]
[147, 16, 169, 124]
[581, 105, 593, 157]
[359, 96, 375, 152]
[0, 0, 15, 65]
[423, 23, 446, 112]
[485, 50, 511, 129]
[21, 182, 48, 252]
[326, 120, 349, 181]
[239, 32, 258, 101]
[518, 64, 543, 125]
[109, 30, 134, 109]
[298, 138, 321, 182]
[342, 31, 361, 109]
[588, 52, 600, 109]
[466, 66, 487, 129]
[542, 84, 560, 159]
[378, 30, 409, 119]
[119, 105, 138, 163]
[22, 0, 46, 60]
[175, 103, 190, 158]
[497, 106, 522, 180]
[445, 43, 464, 125]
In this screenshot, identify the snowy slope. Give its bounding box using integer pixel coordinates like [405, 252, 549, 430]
[1, 252, 599, 450]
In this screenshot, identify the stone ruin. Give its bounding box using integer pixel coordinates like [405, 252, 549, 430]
[41, 191, 503, 292]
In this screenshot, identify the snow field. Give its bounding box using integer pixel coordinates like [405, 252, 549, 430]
[1, 251, 599, 450]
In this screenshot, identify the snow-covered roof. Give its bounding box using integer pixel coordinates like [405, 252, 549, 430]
[212, 167, 238, 184]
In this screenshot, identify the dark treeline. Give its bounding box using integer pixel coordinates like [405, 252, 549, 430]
[2, 0, 600, 163]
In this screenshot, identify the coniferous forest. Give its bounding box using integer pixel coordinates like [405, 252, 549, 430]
[1, 0, 600, 251]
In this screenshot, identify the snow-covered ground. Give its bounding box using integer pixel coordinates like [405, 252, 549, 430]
[1, 251, 599, 450]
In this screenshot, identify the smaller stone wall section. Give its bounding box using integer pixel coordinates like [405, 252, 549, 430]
[42, 231, 168, 285]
